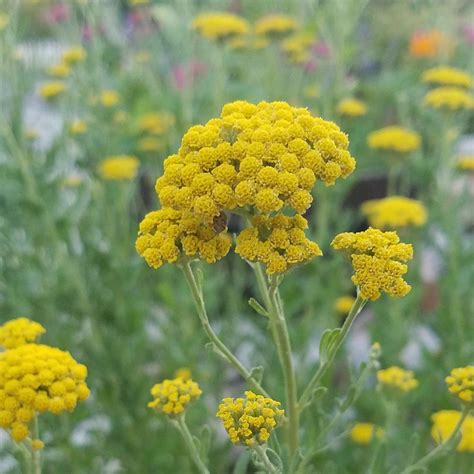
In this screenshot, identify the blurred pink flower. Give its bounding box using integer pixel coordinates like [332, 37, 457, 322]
[312, 41, 330, 58]
[304, 61, 318, 72]
[81, 25, 93, 42]
[172, 62, 207, 90]
[463, 24, 474, 44]
[43, 3, 70, 24]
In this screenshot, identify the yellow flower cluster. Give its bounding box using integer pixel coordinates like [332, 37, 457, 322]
[422, 67, 472, 88]
[135, 208, 231, 269]
[281, 32, 315, 64]
[236, 214, 322, 274]
[192, 13, 250, 41]
[350, 422, 384, 445]
[377, 366, 418, 393]
[216, 391, 284, 446]
[62, 46, 86, 65]
[99, 90, 120, 107]
[137, 137, 163, 152]
[367, 126, 421, 153]
[445, 366, 474, 404]
[0, 318, 45, 349]
[98, 155, 139, 180]
[39, 81, 66, 99]
[331, 227, 413, 301]
[431, 410, 474, 452]
[361, 196, 427, 229]
[457, 155, 474, 171]
[47, 63, 71, 78]
[424, 87, 474, 111]
[70, 119, 87, 135]
[334, 295, 356, 314]
[156, 101, 355, 224]
[229, 35, 269, 51]
[337, 98, 368, 117]
[148, 377, 202, 415]
[0, 343, 90, 442]
[138, 113, 173, 135]
[255, 14, 298, 38]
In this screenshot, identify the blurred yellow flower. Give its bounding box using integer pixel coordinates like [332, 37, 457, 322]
[100, 90, 120, 107]
[138, 113, 172, 135]
[303, 85, 320, 98]
[98, 155, 139, 180]
[192, 12, 250, 41]
[367, 126, 421, 154]
[114, 111, 127, 124]
[39, 81, 66, 99]
[148, 377, 201, 415]
[70, 120, 87, 135]
[255, 14, 298, 38]
[129, 0, 149, 5]
[281, 32, 315, 64]
[424, 87, 474, 111]
[174, 367, 192, 381]
[63, 175, 83, 187]
[337, 98, 368, 117]
[431, 410, 474, 452]
[47, 63, 71, 78]
[0, 13, 10, 30]
[229, 35, 269, 50]
[62, 46, 86, 65]
[422, 66, 472, 88]
[377, 366, 418, 393]
[334, 295, 356, 314]
[456, 155, 474, 171]
[350, 423, 384, 445]
[137, 137, 163, 152]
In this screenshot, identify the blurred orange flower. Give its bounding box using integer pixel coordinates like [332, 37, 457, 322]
[409, 30, 446, 58]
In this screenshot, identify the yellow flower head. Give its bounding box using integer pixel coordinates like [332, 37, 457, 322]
[216, 391, 284, 446]
[98, 155, 139, 180]
[337, 98, 368, 117]
[431, 410, 474, 452]
[174, 367, 192, 381]
[361, 196, 428, 229]
[47, 63, 71, 78]
[255, 14, 298, 38]
[350, 422, 384, 445]
[156, 100, 355, 223]
[135, 208, 231, 269]
[331, 227, 413, 301]
[137, 137, 163, 152]
[148, 377, 201, 416]
[61, 46, 86, 65]
[456, 155, 474, 171]
[192, 12, 250, 41]
[39, 81, 66, 100]
[99, 90, 120, 107]
[424, 87, 474, 111]
[367, 126, 421, 154]
[445, 366, 474, 405]
[377, 366, 418, 393]
[138, 113, 173, 135]
[70, 119, 87, 135]
[0, 318, 45, 350]
[422, 67, 472, 88]
[334, 295, 356, 314]
[236, 214, 322, 275]
[281, 32, 315, 64]
[0, 343, 90, 443]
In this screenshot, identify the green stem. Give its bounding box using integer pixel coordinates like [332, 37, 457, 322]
[180, 261, 269, 396]
[400, 406, 471, 474]
[253, 445, 280, 474]
[387, 163, 398, 196]
[31, 417, 41, 474]
[299, 293, 366, 409]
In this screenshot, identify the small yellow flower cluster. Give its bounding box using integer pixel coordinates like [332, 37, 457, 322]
[39, 81, 66, 100]
[236, 214, 322, 274]
[337, 98, 368, 117]
[367, 126, 421, 154]
[424, 87, 474, 111]
[148, 377, 202, 416]
[0, 318, 45, 349]
[192, 13, 250, 41]
[229, 35, 269, 51]
[445, 366, 474, 404]
[99, 89, 120, 107]
[0, 343, 90, 442]
[216, 391, 284, 446]
[377, 366, 418, 393]
[431, 410, 474, 452]
[350, 422, 384, 445]
[174, 367, 192, 381]
[135, 208, 232, 269]
[70, 119, 87, 135]
[255, 14, 298, 38]
[331, 227, 413, 301]
[456, 155, 474, 171]
[361, 196, 427, 229]
[138, 113, 173, 135]
[98, 155, 139, 180]
[62, 46, 86, 65]
[422, 67, 472, 88]
[47, 63, 71, 78]
[0, 13, 9, 30]
[334, 295, 356, 314]
[281, 32, 315, 64]
[137, 137, 163, 152]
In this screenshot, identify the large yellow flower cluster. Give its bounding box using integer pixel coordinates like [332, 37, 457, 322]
[0, 318, 45, 349]
[98, 155, 139, 180]
[422, 67, 472, 88]
[367, 126, 421, 153]
[424, 87, 474, 111]
[216, 391, 284, 446]
[331, 227, 413, 301]
[135, 208, 231, 269]
[192, 13, 250, 41]
[0, 343, 90, 442]
[361, 196, 427, 229]
[431, 410, 474, 452]
[445, 366, 474, 404]
[148, 377, 202, 416]
[255, 14, 298, 37]
[377, 366, 418, 393]
[337, 98, 368, 117]
[350, 422, 384, 445]
[235, 214, 322, 274]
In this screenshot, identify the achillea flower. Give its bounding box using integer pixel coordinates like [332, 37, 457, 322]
[0, 342, 90, 443]
[148, 377, 201, 415]
[331, 227, 413, 301]
[422, 67, 472, 88]
[367, 126, 421, 154]
[100, 90, 120, 107]
[138, 113, 172, 135]
[192, 12, 250, 41]
[445, 366, 474, 404]
[61, 46, 86, 65]
[431, 410, 474, 452]
[409, 30, 445, 58]
[337, 98, 368, 117]
[70, 119, 87, 135]
[0, 318, 45, 349]
[39, 81, 66, 99]
[424, 87, 474, 111]
[255, 14, 298, 38]
[47, 63, 71, 78]
[137, 137, 163, 152]
[361, 196, 428, 229]
[98, 155, 139, 180]
[236, 214, 322, 274]
[377, 366, 418, 393]
[456, 155, 474, 171]
[135, 208, 231, 269]
[156, 101, 355, 223]
[217, 391, 284, 446]
[334, 295, 356, 314]
[350, 423, 384, 445]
